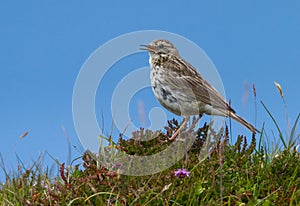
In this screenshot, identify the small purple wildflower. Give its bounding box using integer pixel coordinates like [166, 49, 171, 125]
[175, 168, 190, 178]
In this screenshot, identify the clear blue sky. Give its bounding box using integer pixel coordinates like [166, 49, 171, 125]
[1, 1, 299, 181]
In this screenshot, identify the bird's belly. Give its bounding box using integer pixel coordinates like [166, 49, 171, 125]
[150, 69, 201, 116]
[152, 83, 182, 115]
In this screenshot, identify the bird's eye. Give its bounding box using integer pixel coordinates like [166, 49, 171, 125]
[158, 44, 164, 49]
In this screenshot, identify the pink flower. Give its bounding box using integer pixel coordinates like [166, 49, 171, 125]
[175, 168, 190, 178]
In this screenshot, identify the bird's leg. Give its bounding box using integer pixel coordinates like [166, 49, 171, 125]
[187, 114, 203, 133]
[169, 117, 189, 141]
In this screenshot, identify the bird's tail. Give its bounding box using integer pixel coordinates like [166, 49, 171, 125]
[229, 112, 259, 134]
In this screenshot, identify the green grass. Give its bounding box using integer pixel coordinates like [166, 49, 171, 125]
[1, 84, 299, 205]
[0, 117, 299, 205]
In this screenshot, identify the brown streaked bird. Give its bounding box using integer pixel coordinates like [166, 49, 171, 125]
[140, 39, 259, 140]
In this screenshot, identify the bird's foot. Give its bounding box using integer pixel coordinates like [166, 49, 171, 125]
[168, 117, 189, 141]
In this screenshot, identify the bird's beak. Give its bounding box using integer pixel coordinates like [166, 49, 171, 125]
[140, 44, 156, 53]
[140, 44, 149, 50]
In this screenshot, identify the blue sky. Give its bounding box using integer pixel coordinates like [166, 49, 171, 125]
[1, 1, 299, 181]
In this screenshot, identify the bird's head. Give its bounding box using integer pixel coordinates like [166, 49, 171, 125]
[140, 39, 179, 56]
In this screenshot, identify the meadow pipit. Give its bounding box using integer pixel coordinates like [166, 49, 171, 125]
[141, 39, 259, 140]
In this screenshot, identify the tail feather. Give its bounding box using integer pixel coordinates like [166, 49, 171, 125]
[229, 112, 259, 134]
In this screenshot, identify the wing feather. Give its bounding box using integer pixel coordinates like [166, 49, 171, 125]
[162, 54, 235, 115]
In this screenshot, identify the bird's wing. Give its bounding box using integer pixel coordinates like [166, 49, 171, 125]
[163, 55, 235, 114]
